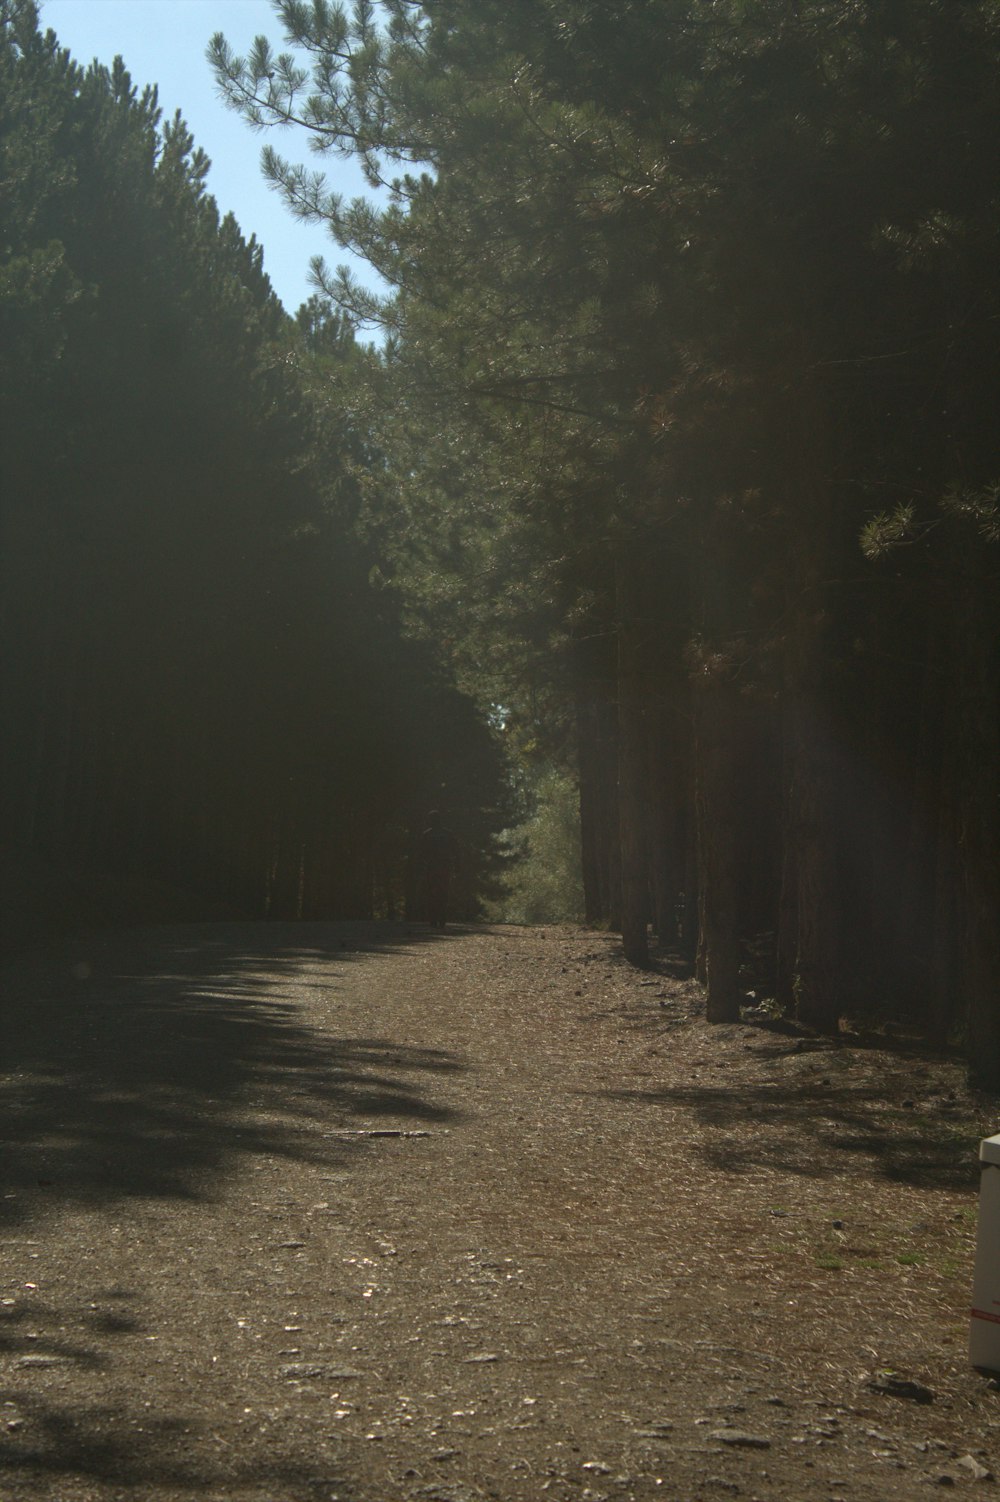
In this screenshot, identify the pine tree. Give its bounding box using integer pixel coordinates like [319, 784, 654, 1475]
[211, 0, 1000, 1077]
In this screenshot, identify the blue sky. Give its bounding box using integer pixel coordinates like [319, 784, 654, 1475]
[41, 0, 375, 313]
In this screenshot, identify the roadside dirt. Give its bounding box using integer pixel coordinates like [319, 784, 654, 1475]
[1, 921, 998, 1502]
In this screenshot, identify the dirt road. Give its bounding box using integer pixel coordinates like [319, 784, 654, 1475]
[0, 922, 995, 1500]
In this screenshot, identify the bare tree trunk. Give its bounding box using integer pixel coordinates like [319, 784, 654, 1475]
[951, 551, 1000, 1086]
[576, 690, 608, 926]
[694, 671, 742, 1021]
[648, 669, 694, 954]
[616, 546, 649, 967]
[573, 627, 619, 928]
[782, 375, 841, 1033]
[885, 597, 946, 1030]
[785, 695, 839, 1030]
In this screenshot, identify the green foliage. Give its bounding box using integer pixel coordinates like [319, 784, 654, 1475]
[860, 505, 919, 560]
[211, 0, 1000, 1071]
[489, 768, 585, 927]
[0, 0, 514, 944]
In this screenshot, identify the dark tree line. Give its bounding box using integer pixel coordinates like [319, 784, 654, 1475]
[0, 0, 515, 948]
[214, 0, 1000, 1081]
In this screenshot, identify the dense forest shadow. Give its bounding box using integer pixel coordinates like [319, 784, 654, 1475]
[595, 1075, 978, 1191]
[0, 920, 467, 1498]
[0, 1386, 360, 1501]
[0, 1391, 358, 1502]
[0, 921, 466, 1230]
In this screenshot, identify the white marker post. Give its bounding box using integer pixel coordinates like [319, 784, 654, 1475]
[971, 1133, 1000, 1371]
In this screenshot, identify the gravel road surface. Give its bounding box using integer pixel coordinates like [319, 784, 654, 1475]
[0, 922, 995, 1501]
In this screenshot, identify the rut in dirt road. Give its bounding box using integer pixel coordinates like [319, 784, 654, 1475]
[0, 921, 992, 1502]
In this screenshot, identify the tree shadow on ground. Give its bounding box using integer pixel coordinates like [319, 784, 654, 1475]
[595, 1076, 979, 1191]
[0, 920, 465, 1228]
[0, 1284, 370, 1502]
[0, 1389, 359, 1501]
[0, 920, 467, 1499]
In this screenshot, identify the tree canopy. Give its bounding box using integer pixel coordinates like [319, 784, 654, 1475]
[210, 0, 1000, 1081]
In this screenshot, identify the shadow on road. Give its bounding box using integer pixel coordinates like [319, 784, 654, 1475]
[596, 1076, 978, 1190]
[0, 920, 464, 1228]
[0, 1388, 359, 1501]
[0, 921, 468, 1497]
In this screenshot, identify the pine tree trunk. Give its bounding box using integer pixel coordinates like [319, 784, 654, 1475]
[694, 673, 741, 1021]
[888, 599, 944, 1030]
[786, 695, 839, 1031]
[680, 791, 699, 964]
[783, 374, 841, 1034]
[951, 550, 1000, 1086]
[576, 690, 607, 926]
[573, 629, 619, 928]
[650, 675, 695, 955]
[616, 546, 649, 967]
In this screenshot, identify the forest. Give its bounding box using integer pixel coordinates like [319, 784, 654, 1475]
[0, 0, 516, 947]
[3, 1, 1000, 1082]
